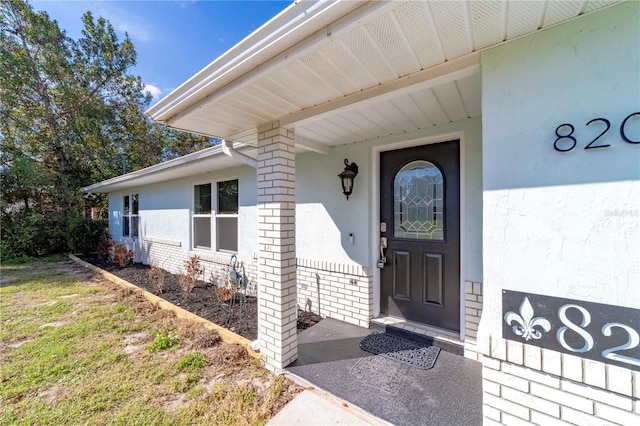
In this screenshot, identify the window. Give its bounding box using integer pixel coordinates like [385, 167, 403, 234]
[393, 161, 444, 240]
[123, 193, 139, 238]
[192, 179, 238, 253]
[216, 180, 238, 253]
[193, 183, 212, 249]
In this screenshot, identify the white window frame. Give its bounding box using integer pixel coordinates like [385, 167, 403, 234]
[192, 182, 213, 250]
[191, 177, 239, 254]
[215, 179, 239, 254]
[122, 193, 139, 238]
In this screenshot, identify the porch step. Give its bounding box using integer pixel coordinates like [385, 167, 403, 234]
[369, 318, 464, 356]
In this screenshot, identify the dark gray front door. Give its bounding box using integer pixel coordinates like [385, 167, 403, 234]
[380, 141, 460, 332]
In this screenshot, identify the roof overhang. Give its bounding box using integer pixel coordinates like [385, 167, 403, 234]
[146, 0, 621, 152]
[81, 144, 256, 193]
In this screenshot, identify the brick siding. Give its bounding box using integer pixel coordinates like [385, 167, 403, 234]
[479, 334, 640, 425]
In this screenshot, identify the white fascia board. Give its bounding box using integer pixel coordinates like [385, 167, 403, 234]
[81, 144, 247, 193]
[146, 0, 370, 123]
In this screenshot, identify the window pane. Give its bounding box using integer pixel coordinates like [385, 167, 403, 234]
[132, 194, 139, 214]
[194, 184, 211, 214]
[217, 217, 238, 252]
[194, 216, 211, 249]
[131, 216, 139, 237]
[124, 195, 130, 215]
[394, 161, 444, 240]
[217, 180, 238, 214]
[123, 217, 130, 237]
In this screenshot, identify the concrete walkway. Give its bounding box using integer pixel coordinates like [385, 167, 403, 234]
[268, 390, 389, 425]
[271, 318, 482, 426]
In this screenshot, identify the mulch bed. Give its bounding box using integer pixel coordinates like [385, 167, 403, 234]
[80, 255, 321, 341]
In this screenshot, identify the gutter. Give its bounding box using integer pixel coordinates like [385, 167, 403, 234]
[81, 145, 226, 193]
[221, 140, 257, 168]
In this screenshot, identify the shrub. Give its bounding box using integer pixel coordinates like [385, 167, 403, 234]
[1, 210, 66, 258]
[67, 216, 107, 254]
[109, 242, 134, 267]
[148, 266, 165, 294]
[96, 233, 113, 259]
[179, 255, 203, 303]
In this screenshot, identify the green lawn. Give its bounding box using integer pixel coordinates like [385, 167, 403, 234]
[0, 258, 299, 425]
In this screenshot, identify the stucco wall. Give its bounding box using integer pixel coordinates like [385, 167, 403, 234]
[296, 116, 483, 283]
[107, 165, 258, 264]
[480, 1, 639, 336]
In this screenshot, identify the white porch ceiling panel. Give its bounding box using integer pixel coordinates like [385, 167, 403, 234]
[162, 0, 619, 150]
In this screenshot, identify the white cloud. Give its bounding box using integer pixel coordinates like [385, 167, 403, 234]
[144, 84, 162, 100]
[92, 4, 153, 43]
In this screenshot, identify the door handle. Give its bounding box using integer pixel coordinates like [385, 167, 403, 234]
[377, 237, 387, 268]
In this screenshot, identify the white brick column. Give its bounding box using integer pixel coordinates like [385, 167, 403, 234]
[257, 122, 297, 371]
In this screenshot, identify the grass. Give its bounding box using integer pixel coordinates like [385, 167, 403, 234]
[0, 258, 301, 425]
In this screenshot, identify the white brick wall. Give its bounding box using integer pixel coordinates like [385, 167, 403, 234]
[257, 123, 298, 371]
[138, 237, 259, 296]
[465, 280, 483, 360]
[480, 334, 640, 425]
[296, 258, 373, 328]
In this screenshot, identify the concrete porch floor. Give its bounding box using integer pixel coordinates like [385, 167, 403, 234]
[285, 318, 483, 426]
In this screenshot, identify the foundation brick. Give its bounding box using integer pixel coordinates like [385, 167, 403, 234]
[594, 402, 640, 425]
[502, 412, 533, 426]
[562, 379, 633, 411]
[484, 393, 530, 420]
[502, 387, 560, 418]
[483, 404, 501, 421]
[529, 382, 593, 414]
[561, 406, 601, 426]
[483, 366, 529, 392]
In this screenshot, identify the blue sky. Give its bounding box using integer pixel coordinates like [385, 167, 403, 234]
[32, 1, 290, 104]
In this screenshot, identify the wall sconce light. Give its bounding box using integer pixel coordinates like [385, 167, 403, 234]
[338, 158, 358, 200]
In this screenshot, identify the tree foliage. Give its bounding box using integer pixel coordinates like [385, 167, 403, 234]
[0, 0, 214, 258]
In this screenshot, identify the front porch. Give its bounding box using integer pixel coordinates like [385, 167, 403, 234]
[286, 317, 483, 426]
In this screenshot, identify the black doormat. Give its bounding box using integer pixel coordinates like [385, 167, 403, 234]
[360, 333, 440, 370]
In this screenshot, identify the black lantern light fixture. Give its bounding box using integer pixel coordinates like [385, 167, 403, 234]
[338, 158, 358, 200]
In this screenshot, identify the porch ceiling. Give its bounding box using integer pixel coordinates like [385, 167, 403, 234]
[149, 0, 619, 153]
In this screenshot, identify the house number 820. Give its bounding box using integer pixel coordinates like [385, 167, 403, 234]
[554, 112, 640, 152]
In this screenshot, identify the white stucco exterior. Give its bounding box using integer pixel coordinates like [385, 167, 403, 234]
[480, 1, 640, 336]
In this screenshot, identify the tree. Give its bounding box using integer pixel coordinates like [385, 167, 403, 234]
[0, 0, 215, 258]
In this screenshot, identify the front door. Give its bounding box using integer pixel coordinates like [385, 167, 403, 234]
[380, 141, 460, 332]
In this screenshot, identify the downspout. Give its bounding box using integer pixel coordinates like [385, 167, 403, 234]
[221, 139, 257, 168]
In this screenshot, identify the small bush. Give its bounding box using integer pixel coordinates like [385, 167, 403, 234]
[176, 352, 208, 372]
[148, 266, 165, 294]
[146, 331, 180, 353]
[179, 255, 203, 303]
[96, 233, 113, 259]
[110, 242, 134, 267]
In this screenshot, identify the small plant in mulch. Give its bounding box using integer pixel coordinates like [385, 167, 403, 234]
[110, 242, 134, 267]
[148, 266, 165, 294]
[297, 309, 323, 332]
[179, 255, 204, 304]
[96, 234, 113, 259]
[210, 263, 246, 327]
